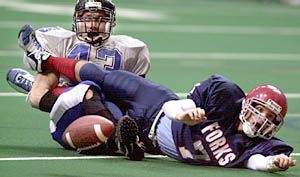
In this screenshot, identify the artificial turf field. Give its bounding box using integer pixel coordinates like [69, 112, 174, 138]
[0, 0, 300, 176]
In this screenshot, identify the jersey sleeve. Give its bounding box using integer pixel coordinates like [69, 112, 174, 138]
[118, 35, 150, 76]
[162, 99, 196, 120]
[187, 75, 245, 121]
[230, 138, 294, 167]
[35, 26, 75, 57]
[130, 45, 150, 77]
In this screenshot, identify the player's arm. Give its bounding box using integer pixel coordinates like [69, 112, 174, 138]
[19, 25, 69, 110]
[121, 36, 150, 77]
[162, 99, 207, 126]
[133, 45, 150, 78]
[29, 70, 59, 111]
[245, 154, 296, 172]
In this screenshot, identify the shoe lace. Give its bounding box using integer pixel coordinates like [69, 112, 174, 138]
[28, 34, 49, 60]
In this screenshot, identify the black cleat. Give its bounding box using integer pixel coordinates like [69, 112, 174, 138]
[117, 115, 144, 161]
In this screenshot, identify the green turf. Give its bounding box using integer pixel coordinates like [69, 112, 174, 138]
[1, 0, 300, 176]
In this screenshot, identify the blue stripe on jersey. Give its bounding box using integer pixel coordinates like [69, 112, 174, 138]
[50, 80, 103, 148]
[157, 116, 180, 160]
[51, 103, 85, 149]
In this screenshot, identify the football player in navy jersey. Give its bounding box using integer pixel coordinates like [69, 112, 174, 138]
[20, 43, 297, 171]
[162, 76, 296, 171]
[17, 22, 296, 171]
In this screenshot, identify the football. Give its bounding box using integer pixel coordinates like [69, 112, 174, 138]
[62, 115, 115, 151]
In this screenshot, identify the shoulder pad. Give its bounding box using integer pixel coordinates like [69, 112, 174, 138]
[109, 35, 146, 48]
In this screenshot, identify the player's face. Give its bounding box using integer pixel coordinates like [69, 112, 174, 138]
[246, 104, 277, 137]
[255, 105, 276, 122]
[75, 9, 112, 45]
[81, 10, 107, 33]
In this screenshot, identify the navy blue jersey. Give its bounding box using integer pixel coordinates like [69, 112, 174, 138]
[171, 75, 293, 167]
[79, 64, 179, 152]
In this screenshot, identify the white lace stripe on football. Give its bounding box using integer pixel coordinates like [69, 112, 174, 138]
[65, 132, 76, 149]
[94, 124, 108, 142]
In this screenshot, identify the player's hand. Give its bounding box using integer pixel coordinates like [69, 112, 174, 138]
[176, 108, 207, 126]
[273, 154, 296, 171]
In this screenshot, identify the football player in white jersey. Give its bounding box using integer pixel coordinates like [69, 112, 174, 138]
[7, 0, 150, 108]
[6, 0, 150, 155]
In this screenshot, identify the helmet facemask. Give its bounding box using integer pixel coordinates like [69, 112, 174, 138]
[73, 1, 116, 46]
[239, 98, 284, 140]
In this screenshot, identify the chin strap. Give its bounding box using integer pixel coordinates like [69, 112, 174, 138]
[242, 122, 255, 138]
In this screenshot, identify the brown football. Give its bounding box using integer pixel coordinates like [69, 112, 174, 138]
[62, 115, 115, 151]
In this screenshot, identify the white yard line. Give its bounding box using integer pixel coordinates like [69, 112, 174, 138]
[0, 92, 25, 96]
[0, 1, 165, 20]
[119, 24, 300, 36]
[1, 1, 300, 35]
[151, 52, 300, 61]
[1, 50, 300, 61]
[0, 50, 22, 57]
[1, 21, 300, 35]
[0, 155, 166, 161]
[1, 92, 300, 99]
[287, 114, 300, 117]
[176, 93, 300, 99]
[0, 153, 299, 161]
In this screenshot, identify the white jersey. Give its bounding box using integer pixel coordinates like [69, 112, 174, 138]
[23, 26, 150, 85]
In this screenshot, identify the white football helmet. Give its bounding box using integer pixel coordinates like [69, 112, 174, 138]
[72, 0, 116, 46]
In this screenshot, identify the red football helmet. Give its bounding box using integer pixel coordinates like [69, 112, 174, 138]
[239, 85, 287, 139]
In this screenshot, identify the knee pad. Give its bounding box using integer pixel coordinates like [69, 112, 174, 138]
[83, 87, 116, 124]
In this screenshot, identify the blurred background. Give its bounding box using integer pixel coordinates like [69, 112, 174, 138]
[1, 0, 300, 92]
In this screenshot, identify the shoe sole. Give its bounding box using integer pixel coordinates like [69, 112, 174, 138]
[117, 116, 138, 145]
[116, 116, 145, 161]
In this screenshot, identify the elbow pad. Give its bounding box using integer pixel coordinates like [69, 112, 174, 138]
[162, 99, 196, 120]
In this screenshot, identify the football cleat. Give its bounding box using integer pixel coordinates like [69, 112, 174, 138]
[116, 115, 145, 161]
[18, 24, 50, 72]
[6, 68, 34, 94]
